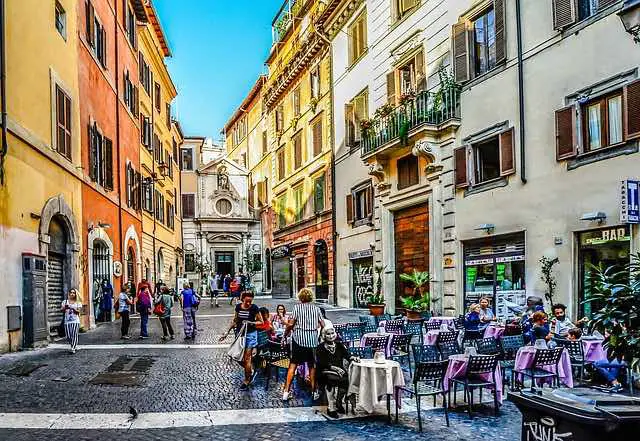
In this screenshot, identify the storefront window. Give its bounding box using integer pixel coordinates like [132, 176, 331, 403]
[352, 255, 373, 308]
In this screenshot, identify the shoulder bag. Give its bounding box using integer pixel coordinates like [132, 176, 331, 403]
[227, 322, 248, 364]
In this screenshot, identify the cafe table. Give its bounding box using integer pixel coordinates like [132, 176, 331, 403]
[582, 339, 606, 363]
[443, 354, 504, 404]
[424, 329, 440, 345]
[348, 358, 405, 418]
[514, 346, 574, 388]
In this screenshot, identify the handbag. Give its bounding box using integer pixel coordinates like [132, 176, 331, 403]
[153, 296, 166, 317]
[115, 310, 121, 320]
[227, 322, 248, 364]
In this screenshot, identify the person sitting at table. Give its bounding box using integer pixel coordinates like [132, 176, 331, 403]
[478, 297, 497, 331]
[255, 307, 275, 340]
[550, 304, 587, 338]
[316, 325, 358, 418]
[567, 327, 583, 341]
[531, 311, 552, 343]
[592, 355, 626, 393]
[464, 304, 482, 331]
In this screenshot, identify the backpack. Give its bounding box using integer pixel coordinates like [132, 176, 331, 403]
[137, 291, 152, 310]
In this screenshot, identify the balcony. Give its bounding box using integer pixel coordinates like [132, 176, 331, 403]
[272, 0, 306, 44]
[361, 87, 460, 157]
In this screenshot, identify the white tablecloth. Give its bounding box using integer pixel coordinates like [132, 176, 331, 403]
[348, 359, 405, 413]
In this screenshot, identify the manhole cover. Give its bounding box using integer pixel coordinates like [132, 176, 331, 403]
[4, 363, 47, 377]
[89, 356, 156, 387]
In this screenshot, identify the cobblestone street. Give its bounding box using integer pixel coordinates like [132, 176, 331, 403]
[0, 302, 522, 440]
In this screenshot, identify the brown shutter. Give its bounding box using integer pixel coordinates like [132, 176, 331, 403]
[346, 194, 354, 224]
[552, 0, 577, 30]
[134, 86, 139, 117]
[624, 78, 640, 140]
[101, 27, 107, 67]
[386, 72, 396, 106]
[313, 118, 322, 156]
[104, 138, 113, 191]
[494, 0, 506, 64]
[454, 146, 469, 188]
[415, 50, 426, 92]
[598, 0, 618, 10]
[555, 105, 577, 160]
[345, 102, 354, 146]
[499, 128, 515, 176]
[452, 22, 470, 83]
[87, 1, 95, 46]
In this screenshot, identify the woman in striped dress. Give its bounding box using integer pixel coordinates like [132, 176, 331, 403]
[61, 289, 82, 354]
[282, 288, 325, 401]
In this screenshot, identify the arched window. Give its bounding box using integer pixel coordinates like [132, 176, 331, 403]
[126, 247, 135, 284]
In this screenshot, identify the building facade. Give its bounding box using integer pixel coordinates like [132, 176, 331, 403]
[452, 0, 639, 320]
[264, 0, 335, 302]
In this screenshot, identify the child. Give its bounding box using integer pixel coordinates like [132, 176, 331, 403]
[255, 307, 275, 339]
[531, 311, 551, 342]
[567, 327, 582, 341]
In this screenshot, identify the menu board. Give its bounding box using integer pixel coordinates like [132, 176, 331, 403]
[352, 258, 374, 308]
[271, 258, 291, 299]
[495, 290, 527, 321]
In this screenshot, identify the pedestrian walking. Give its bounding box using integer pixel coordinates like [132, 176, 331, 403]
[210, 273, 220, 307]
[229, 274, 242, 305]
[118, 282, 133, 339]
[136, 286, 153, 339]
[99, 279, 114, 322]
[220, 291, 264, 390]
[282, 288, 324, 401]
[61, 288, 82, 354]
[223, 274, 231, 299]
[180, 282, 198, 339]
[155, 286, 175, 341]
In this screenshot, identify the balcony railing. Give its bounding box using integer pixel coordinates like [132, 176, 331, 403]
[361, 87, 461, 156]
[272, 0, 304, 44]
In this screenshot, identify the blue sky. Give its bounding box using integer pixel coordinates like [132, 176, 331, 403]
[154, 1, 279, 139]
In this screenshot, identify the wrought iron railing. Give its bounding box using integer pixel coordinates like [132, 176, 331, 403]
[361, 87, 461, 156]
[272, 0, 304, 44]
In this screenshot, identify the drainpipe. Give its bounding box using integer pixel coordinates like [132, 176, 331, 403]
[0, 0, 7, 186]
[114, 0, 124, 276]
[516, 0, 527, 184]
[151, 72, 157, 285]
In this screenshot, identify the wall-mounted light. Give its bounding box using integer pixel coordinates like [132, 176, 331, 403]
[619, 0, 640, 44]
[475, 224, 495, 234]
[580, 212, 607, 224]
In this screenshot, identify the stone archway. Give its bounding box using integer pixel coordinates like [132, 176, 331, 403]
[123, 225, 142, 285]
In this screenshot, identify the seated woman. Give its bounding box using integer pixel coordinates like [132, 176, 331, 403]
[316, 325, 358, 419]
[464, 304, 482, 331]
[255, 307, 275, 340]
[271, 304, 290, 339]
[531, 311, 552, 343]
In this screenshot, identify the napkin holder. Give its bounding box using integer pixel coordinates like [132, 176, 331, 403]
[374, 351, 386, 364]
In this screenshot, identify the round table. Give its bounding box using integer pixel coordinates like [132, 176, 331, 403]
[483, 325, 506, 340]
[348, 359, 405, 414]
[514, 346, 574, 387]
[443, 354, 503, 404]
[360, 332, 393, 357]
[582, 339, 606, 362]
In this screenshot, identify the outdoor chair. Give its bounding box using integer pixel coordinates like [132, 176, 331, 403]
[475, 337, 501, 356]
[453, 316, 465, 331]
[425, 320, 442, 331]
[450, 354, 500, 417]
[339, 327, 362, 347]
[375, 313, 392, 326]
[384, 319, 405, 334]
[390, 333, 413, 375]
[404, 320, 424, 344]
[345, 321, 365, 333]
[348, 346, 373, 359]
[499, 334, 524, 389]
[437, 340, 461, 359]
[396, 360, 450, 430]
[262, 341, 291, 391]
[362, 334, 390, 354]
[556, 338, 586, 385]
[513, 347, 564, 390]
[462, 329, 483, 345]
[333, 323, 347, 336]
[436, 331, 457, 345]
[359, 315, 378, 333]
[412, 344, 440, 363]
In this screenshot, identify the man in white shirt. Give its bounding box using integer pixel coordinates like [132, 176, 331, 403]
[210, 273, 220, 307]
[551, 303, 583, 337]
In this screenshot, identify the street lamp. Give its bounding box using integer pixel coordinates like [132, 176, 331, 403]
[619, 0, 640, 43]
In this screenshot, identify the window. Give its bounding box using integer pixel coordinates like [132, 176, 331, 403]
[166, 201, 174, 229]
[345, 89, 368, 147]
[216, 198, 232, 216]
[153, 133, 162, 163]
[124, 1, 137, 48]
[275, 104, 284, 132]
[277, 194, 287, 228]
[142, 178, 153, 213]
[124, 70, 138, 116]
[455, 128, 515, 189]
[88, 123, 113, 190]
[293, 185, 304, 222]
[584, 92, 624, 152]
[181, 194, 195, 218]
[312, 117, 323, 157]
[166, 103, 171, 128]
[55, 1, 66, 39]
[277, 147, 286, 180]
[154, 190, 165, 223]
[257, 179, 268, 207]
[262, 131, 268, 155]
[473, 137, 500, 183]
[185, 254, 195, 272]
[391, 51, 425, 99]
[125, 163, 141, 210]
[349, 11, 367, 65]
[473, 8, 496, 77]
[393, 0, 419, 22]
[310, 66, 320, 99]
[138, 53, 151, 95]
[154, 83, 161, 112]
[347, 181, 373, 226]
[314, 174, 325, 213]
[232, 117, 247, 146]
[293, 86, 301, 116]
[140, 115, 151, 149]
[86, 1, 107, 67]
[181, 148, 193, 171]
[55, 85, 72, 159]
[397, 154, 419, 190]
[553, 0, 618, 29]
[293, 132, 303, 170]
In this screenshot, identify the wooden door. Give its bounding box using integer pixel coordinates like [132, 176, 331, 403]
[394, 203, 429, 309]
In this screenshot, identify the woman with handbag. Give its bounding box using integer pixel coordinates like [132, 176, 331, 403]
[61, 289, 82, 354]
[155, 286, 175, 341]
[136, 286, 153, 339]
[117, 282, 133, 339]
[219, 291, 264, 390]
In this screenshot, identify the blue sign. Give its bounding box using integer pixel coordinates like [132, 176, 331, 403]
[620, 180, 640, 224]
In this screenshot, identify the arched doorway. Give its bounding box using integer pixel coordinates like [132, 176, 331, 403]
[47, 216, 68, 334]
[314, 240, 329, 301]
[92, 239, 111, 321]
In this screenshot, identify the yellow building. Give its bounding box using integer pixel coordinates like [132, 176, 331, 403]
[0, 0, 84, 349]
[263, 0, 334, 301]
[138, 1, 182, 288]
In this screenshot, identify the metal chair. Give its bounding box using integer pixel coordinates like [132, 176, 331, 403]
[384, 319, 405, 334]
[453, 315, 465, 331]
[404, 320, 424, 344]
[513, 347, 564, 390]
[390, 333, 413, 375]
[348, 346, 373, 359]
[437, 340, 461, 359]
[436, 330, 457, 345]
[499, 334, 524, 389]
[412, 344, 440, 363]
[333, 323, 347, 336]
[462, 329, 483, 345]
[475, 337, 501, 355]
[345, 321, 365, 333]
[556, 338, 586, 384]
[362, 334, 390, 354]
[359, 315, 378, 333]
[339, 327, 363, 347]
[262, 341, 291, 391]
[375, 313, 392, 326]
[397, 360, 450, 430]
[450, 354, 500, 417]
[425, 320, 442, 331]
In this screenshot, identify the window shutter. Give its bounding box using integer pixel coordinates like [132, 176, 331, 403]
[134, 86, 139, 117]
[365, 183, 373, 219]
[101, 28, 107, 67]
[552, 0, 577, 30]
[345, 102, 354, 146]
[598, 0, 618, 11]
[414, 50, 426, 92]
[452, 22, 470, 83]
[494, 0, 506, 65]
[87, 1, 95, 47]
[346, 194, 354, 224]
[125, 164, 131, 206]
[555, 105, 577, 160]
[386, 71, 396, 105]
[454, 146, 469, 188]
[348, 24, 355, 64]
[313, 118, 322, 156]
[499, 128, 515, 176]
[624, 78, 640, 140]
[88, 124, 96, 181]
[358, 13, 367, 55]
[104, 138, 113, 191]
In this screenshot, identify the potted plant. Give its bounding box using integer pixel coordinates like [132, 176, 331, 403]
[399, 270, 431, 320]
[366, 265, 386, 316]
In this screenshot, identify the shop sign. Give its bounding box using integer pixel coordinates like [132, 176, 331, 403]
[349, 249, 373, 260]
[620, 179, 640, 224]
[271, 245, 291, 259]
[495, 255, 525, 263]
[465, 258, 493, 266]
[581, 226, 630, 246]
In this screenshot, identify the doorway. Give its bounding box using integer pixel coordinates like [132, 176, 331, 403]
[394, 204, 429, 310]
[47, 216, 67, 335]
[216, 251, 235, 276]
[315, 240, 329, 301]
[296, 257, 306, 292]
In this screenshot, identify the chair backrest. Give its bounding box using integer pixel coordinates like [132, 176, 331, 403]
[467, 354, 499, 376]
[391, 333, 412, 351]
[436, 330, 457, 345]
[453, 315, 465, 330]
[437, 340, 461, 359]
[425, 320, 442, 331]
[345, 322, 365, 332]
[414, 360, 449, 385]
[349, 346, 373, 359]
[463, 329, 483, 342]
[556, 339, 584, 361]
[412, 344, 440, 363]
[404, 320, 424, 338]
[384, 319, 405, 334]
[362, 334, 390, 352]
[475, 337, 500, 355]
[500, 334, 525, 360]
[533, 347, 564, 368]
[340, 328, 362, 344]
[265, 341, 290, 361]
[376, 313, 392, 325]
[359, 315, 376, 326]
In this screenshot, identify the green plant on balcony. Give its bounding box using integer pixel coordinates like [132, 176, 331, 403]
[398, 91, 416, 106]
[289, 115, 301, 131]
[374, 103, 394, 119]
[359, 118, 375, 137]
[433, 66, 461, 118]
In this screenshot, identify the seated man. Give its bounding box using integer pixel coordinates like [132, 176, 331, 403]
[316, 326, 358, 419]
[550, 304, 586, 338]
[592, 356, 626, 393]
